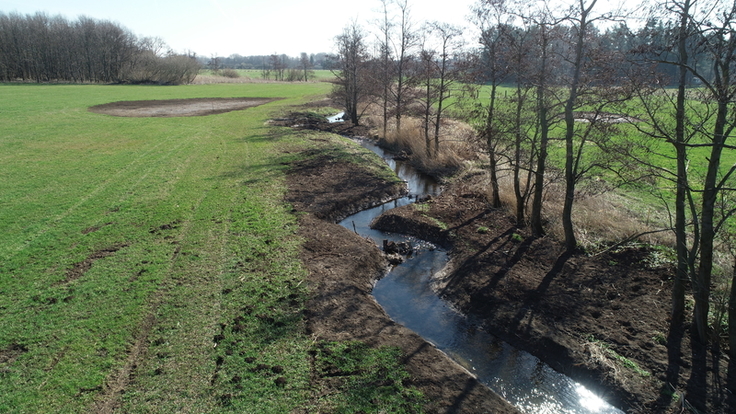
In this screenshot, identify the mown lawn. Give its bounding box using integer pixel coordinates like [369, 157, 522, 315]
[0, 83, 421, 413]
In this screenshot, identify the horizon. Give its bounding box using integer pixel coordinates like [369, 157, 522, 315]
[3, 0, 483, 58]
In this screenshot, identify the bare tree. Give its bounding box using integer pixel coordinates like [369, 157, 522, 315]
[375, 0, 395, 139]
[417, 22, 462, 159]
[332, 22, 371, 125]
[299, 52, 313, 81]
[390, 0, 418, 136]
[628, 0, 736, 408]
[0, 12, 197, 84]
[470, 0, 513, 209]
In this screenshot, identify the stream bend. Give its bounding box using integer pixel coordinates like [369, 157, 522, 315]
[338, 137, 623, 414]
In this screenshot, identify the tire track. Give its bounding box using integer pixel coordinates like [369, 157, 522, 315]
[1, 133, 188, 262]
[90, 134, 233, 413]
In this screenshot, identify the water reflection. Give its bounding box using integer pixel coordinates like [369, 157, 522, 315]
[327, 111, 345, 123]
[339, 138, 623, 414]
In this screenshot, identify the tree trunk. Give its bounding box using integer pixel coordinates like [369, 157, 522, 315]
[670, 0, 691, 338]
[562, 0, 597, 252]
[487, 83, 502, 208]
[530, 31, 549, 237]
[694, 101, 728, 344]
[514, 83, 525, 225]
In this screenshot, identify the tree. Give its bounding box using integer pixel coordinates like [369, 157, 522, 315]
[269, 54, 286, 81]
[561, 0, 599, 251]
[0, 12, 197, 84]
[375, 0, 395, 139]
[524, 5, 564, 236]
[417, 22, 462, 159]
[556, 0, 632, 251]
[332, 22, 370, 125]
[470, 0, 512, 209]
[389, 0, 418, 136]
[299, 52, 313, 81]
[628, 0, 736, 408]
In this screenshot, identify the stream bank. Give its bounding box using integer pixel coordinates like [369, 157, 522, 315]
[284, 109, 730, 413]
[286, 133, 519, 413]
[371, 169, 717, 412]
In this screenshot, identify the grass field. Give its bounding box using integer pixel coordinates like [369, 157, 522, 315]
[0, 83, 420, 413]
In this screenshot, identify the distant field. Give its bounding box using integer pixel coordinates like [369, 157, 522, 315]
[197, 69, 336, 81]
[0, 82, 416, 413]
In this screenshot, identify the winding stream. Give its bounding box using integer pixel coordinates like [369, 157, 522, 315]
[338, 136, 624, 414]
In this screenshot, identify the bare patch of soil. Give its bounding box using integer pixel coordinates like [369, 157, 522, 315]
[285, 147, 406, 223]
[89, 98, 278, 117]
[286, 138, 519, 413]
[372, 171, 731, 413]
[0, 343, 28, 365]
[56, 244, 127, 286]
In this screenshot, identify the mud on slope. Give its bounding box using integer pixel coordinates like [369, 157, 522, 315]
[286, 137, 519, 413]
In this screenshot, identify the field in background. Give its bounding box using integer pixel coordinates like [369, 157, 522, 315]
[0, 83, 418, 413]
[194, 69, 336, 83]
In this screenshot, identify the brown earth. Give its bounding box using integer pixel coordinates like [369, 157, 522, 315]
[88, 98, 278, 117]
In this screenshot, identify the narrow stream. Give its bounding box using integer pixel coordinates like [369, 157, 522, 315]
[338, 136, 624, 414]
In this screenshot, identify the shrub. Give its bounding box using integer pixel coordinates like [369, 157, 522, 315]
[125, 52, 201, 85]
[220, 69, 240, 78]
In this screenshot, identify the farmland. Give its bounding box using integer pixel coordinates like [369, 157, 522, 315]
[0, 83, 425, 413]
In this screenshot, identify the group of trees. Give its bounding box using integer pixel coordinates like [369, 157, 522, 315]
[0, 12, 200, 84]
[332, 0, 464, 156]
[204, 52, 329, 72]
[331, 0, 736, 410]
[471, 1, 736, 409]
[258, 53, 316, 82]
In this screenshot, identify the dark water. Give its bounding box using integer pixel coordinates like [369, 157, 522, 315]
[338, 137, 623, 414]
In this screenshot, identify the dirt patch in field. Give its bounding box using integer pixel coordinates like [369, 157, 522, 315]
[56, 244, 128, 286]
[286, 138, 519, 413]
[88, 97, 278, 117]
[0, 343, 28, 365]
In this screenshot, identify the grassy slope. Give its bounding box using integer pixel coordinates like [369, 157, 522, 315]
[0, 83, 419, 413]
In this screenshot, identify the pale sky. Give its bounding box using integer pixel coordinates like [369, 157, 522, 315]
[2, 0, 483, 57]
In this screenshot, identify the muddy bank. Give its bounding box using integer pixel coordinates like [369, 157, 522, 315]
[372, 170, 729, 412]
[286, 138, 519, 413]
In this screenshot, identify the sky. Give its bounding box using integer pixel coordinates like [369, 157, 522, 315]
[2, 0, 484, 57]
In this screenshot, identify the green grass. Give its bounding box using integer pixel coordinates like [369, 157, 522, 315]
[309, 341, 424, 413]
[0, 83, 418, 413]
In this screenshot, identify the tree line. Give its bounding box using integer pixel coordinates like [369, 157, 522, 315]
[331, 0, 736, 410]
[204, 52, 330, 71]
[0, 12, 200, 84]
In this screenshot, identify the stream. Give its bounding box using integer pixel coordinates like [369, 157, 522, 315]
[337, 136, 624, 414]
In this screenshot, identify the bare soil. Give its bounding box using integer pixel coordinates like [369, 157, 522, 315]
[88, 98, 277, 117]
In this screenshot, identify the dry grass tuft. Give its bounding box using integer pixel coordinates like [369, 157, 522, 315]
[376, 116, 476, 176]
[541, 185, 675, 250]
